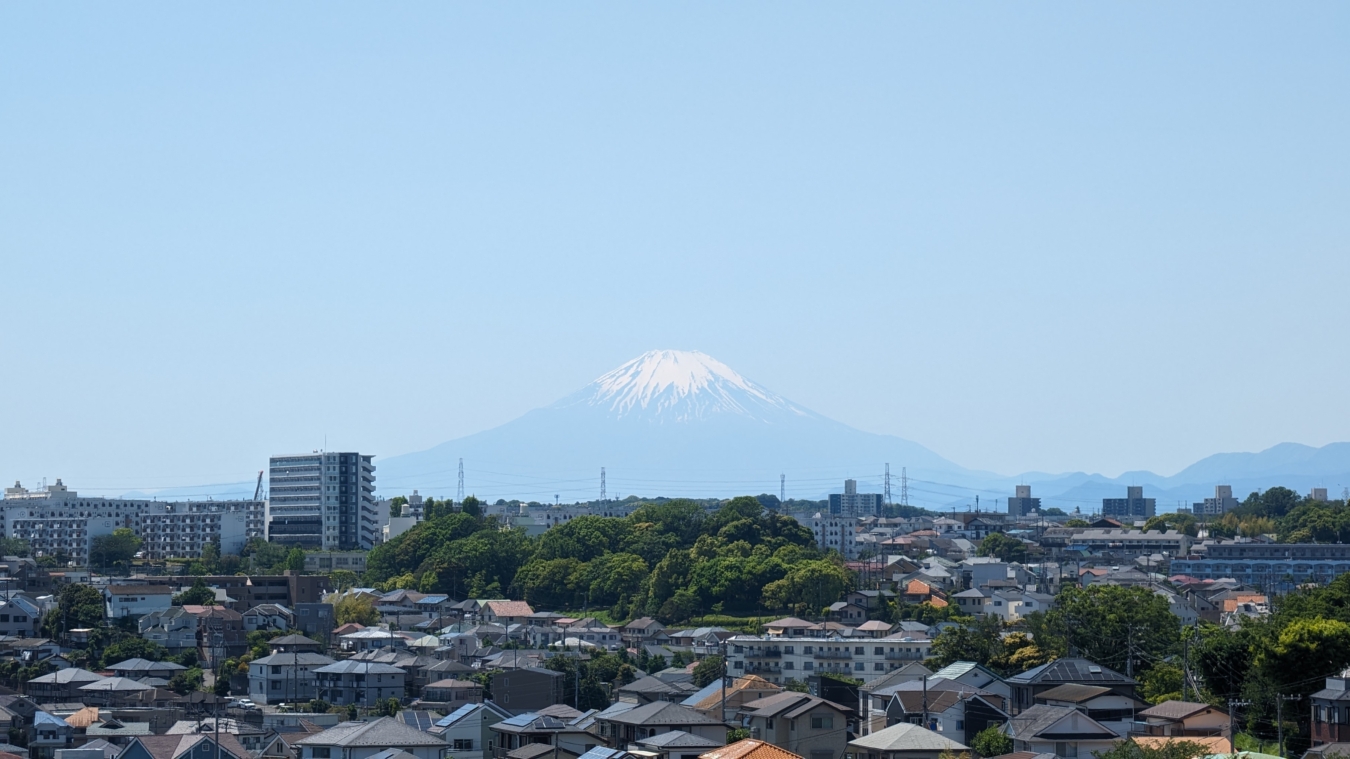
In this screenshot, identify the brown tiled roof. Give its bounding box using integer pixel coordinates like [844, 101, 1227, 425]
[1137, 700, 1219, 721]
[483, 601, 534, 617]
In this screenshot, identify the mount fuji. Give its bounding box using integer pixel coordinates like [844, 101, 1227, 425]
[377, 350, 980, 498]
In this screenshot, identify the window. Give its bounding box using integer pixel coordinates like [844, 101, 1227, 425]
[854, 647, 864, 655]
[1056, 743, 1078, 758]
[785, 662, 794, 670]
[784, 646, 794, 654]
[804, 662, 813, 671]
[766, 719, 774, 730]
[803, 646, 813, 654]
[811, 716, 833, 730]
[312, 749, 331, 759]
[454, 741, 473, 751]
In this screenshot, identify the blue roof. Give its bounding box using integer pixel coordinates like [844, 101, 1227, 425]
[680, 681, 720, 707]
[417, 595, 450, 604]
[578, 749, 629, 759]
[499, 712, 541, 728]
[436, 703, 479, 727]
[34, 712, 66, 726]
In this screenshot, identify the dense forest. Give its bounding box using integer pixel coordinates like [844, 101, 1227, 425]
[363, 496, 851, 622]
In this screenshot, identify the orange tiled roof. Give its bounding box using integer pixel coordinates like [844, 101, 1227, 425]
[700, 739, 804, 759]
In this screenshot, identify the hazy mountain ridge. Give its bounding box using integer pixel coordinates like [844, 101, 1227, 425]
[122, 351, 1350, 508]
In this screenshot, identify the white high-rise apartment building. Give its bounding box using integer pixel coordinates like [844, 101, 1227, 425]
[267, 453, 377, 550]
[810, 512, 859, 559]
[0, 479, 262, 562]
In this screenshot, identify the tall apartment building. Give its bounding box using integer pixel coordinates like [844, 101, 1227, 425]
[1007, 485, 1041, 517]
[268, 453, 378, 550]
[1193, 485, 1240, 517]
[0, 480, 263, 562]
[828, 479, 883, 517]
[1102, 485, 1156, 520]
[1312, 488, 1329, 502]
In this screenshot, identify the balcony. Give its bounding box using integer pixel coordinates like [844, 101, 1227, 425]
[747, 648, 782, 659]
[814, 650, 853, 659]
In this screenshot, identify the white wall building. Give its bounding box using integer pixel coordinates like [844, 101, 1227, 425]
[1, 480, 262, 562]
[810, 512, 860, 559]
[103, 584, 173, 620]
[728, 634, 933, 685]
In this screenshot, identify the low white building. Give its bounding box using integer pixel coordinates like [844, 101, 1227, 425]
[810, 513, 860, 559]
[728, 634, 933, 685]
[103, 585, 173, 621]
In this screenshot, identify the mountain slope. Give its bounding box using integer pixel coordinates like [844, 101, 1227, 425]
[377, 350, 974, 496]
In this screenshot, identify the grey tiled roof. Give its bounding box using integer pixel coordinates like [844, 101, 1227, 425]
[294, 718, 448, 748]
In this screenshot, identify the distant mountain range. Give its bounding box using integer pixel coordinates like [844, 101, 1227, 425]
[373, 350, 1350, 511]
[125, 350, 1349, 510]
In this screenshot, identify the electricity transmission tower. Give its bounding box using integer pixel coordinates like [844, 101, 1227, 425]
[456, 458, 465, 502]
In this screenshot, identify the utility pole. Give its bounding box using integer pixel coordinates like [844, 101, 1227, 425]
[1278, 694, 1302, 758]
[1228, 700, 1250, 754]
[922, 674, 929, 729]
[719, 638, 728, 724]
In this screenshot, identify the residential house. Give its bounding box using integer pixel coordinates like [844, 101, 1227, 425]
[616, 677, 699, 706]
[117, 733, 250, 759]
[0, 597, 41, 637]
[83, 718, 154, 746]
[187, 606, 246, 667]
[339, 629, 407, 653]
[826, 604, 868, 625]
[1003, 705, 1119, 759]
[846, 723, 968, 759]
[764, 619, 818, 639]
[1005, 659, 1137, 716]
[633, 731, 723, 759]
[737, 692, 851, 759]
[294, 603, 336, 644]
[101, 586, 172, 621]
[1134, 700, 1231, 745]
[860, 665, 934, 732]
[26, 670, 106, 702]
[313, 661, 406, 707]
[1034, 684, 1145, 737]
[1309, 677, 1350, 746]
[421, 679, 483, 709]
[106, 658, 187, 681]
[76, 678, 153, 706]
[680, 675, 782, 722]
[622, 618, 666, 647]
[267, 634, 325, 654]
[248, 652, 336, 705]
[138, 608, 198, 655]
[480, 602, 535, 627]
[243, 605, 294, 633]
[429, 702, 511, 759]
[31, 712, 73, 759]
[294, 718, 450, 759]
[491, 668, 564, 712]
[928, 662, 1012, 703]
[884, 680, 1007, 745]
[595, 702, 726, 749]
[489, 705, 596, 759]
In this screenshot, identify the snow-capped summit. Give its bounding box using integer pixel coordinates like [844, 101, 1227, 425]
[556, 350, 815, 423]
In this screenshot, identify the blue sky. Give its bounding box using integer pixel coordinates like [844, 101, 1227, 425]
[3, 3, 1348, 495]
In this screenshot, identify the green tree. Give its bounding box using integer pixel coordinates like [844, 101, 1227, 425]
[460, 495, 483, 518]
[100, 637, 168, 668]
[971, 725, 1012, 757]
[929, 616, 1003, 670]
[389, 496, 409, 518]
[90, 528, 142, 570]
[1046, 585, 1179, 677]
[174, 578, 218, 606]
[693, 655, 723, 688]
[976, 533, 1027, 563]
[329, 569, 360, 592]
[334, 594, 379, 626]
[0, 538, 31, 557]
[285, 548, 306, 572]
[168, 667, 204, 694]
[42, 583, 105, 638]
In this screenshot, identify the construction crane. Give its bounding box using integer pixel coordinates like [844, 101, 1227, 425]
[253, 470, 265, 501]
